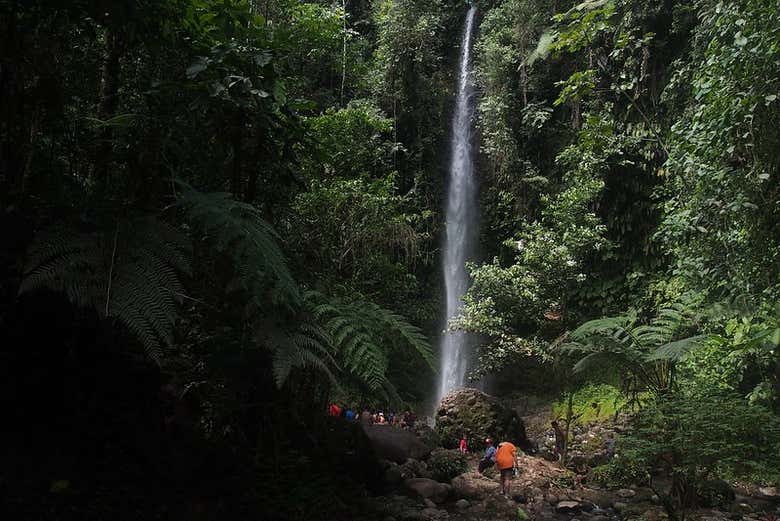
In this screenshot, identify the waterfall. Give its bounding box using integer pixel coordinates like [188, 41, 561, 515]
[437, 5, 479, 406]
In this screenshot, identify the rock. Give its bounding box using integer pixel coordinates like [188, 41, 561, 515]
[557, 501, 582, 514]
[400, 459, 430, 480]
[547, 494, 559, 505]
[420, 507, 448, 520]
[614, 502, 629, 512]
[617, 489, 637, 498]
[759, 487, 780, 500]
[455, 499, 470, 510]
[383, 517, 397, 521]
[591, 516, 610, 521]
[384, 464, 404, 489]
[435, 388, 530, 450]
[451, 472, 501, 500]
[403, 478, 439, 499]
[511, 492, 527, 504]
[414, 424, 441, 448]
[364, 424, 433, 464]
[423, 499, 436, 508]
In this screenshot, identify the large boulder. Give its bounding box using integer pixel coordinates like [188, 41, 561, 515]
[450, 471, 501, 500]
[403, 478, 452, 503]
[363, 424, 433, 464]
[435, 388, 529, 450]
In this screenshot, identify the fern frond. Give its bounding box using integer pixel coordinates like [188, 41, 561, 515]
[19, 217, 190, 364]
[177, 185, 299, 309]
[646, 335, 707, 362]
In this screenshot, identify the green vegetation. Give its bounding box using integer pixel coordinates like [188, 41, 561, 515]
[1, 0, 780, 519]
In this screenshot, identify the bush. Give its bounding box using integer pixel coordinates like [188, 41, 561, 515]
[591, 459, 648, 489]
[695, 479, 735, 508]
[426, 449, 468, 482]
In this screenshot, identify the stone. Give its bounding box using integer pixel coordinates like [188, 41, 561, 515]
[423, 499, 436, 508]
[556, 501, 582, 514]
[451, 471, 501, 500]
[384, 464, 404, 489]
[547, 494, 559, 505]
[455, 499, 470, 510]
[759, 487, 780, 499]
[403, 478, 439, 499]
[434, 388, 530, 450]
[420, 507, 448, 520]
[364, 424, 433, 464]
[617, 489, 637, 498]
[614, 502, 629, 512]
[512, 492, 527, 504]
[400, 459, 429, 480]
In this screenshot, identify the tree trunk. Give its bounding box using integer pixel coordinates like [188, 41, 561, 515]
[89, 26, 124, 189]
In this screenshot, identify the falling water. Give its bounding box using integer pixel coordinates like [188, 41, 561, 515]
[437, 5, 479, 405]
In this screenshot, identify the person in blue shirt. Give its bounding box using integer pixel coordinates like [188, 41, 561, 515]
[345, 407, 356, 422]
[478, 438, 497, 473]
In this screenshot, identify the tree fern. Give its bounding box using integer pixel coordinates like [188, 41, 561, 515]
[175, 184, 300, 310]
[19, 217, 191, 362]
[564, 301, 706, 394]
[264, 322, 337, 389]
[306, 290, 434, 394]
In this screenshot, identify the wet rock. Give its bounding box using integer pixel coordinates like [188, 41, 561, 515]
[435, 388, 530, 450]
[557, 501, 582, 514]
[451, 471, 501, 500]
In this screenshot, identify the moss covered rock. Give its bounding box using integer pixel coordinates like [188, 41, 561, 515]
[435, 388, 529, 450]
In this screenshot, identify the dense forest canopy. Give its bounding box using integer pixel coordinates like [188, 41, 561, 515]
[0, 0, 779, 520]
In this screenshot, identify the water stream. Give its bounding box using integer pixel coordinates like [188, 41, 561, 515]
[437, 5, 479, 406]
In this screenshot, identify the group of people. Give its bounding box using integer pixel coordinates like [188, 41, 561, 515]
[327, 403, 418, 430]
[476, 437, 519, 497]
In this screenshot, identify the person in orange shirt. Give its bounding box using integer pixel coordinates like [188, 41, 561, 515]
[495, 440, 518, 497]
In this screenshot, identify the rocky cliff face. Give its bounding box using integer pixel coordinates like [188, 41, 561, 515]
[435, 388, 530, 450]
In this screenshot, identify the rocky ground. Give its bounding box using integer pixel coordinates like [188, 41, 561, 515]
[369, 451, 780, 521]
[364, 389, 780, 521]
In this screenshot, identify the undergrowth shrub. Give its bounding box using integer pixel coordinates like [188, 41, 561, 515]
[427, 449, 468, 482]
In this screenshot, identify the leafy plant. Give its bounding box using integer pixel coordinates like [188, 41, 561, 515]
[19, 216, 191, 362]
[427, 449, 468, 482]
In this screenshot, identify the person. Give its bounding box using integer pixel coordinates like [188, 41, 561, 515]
[459, 436, 468, 454]
[495, 440, 518, 497]
[328, 403, 341, 417]
[401, 409, 416, 430]
[478, 438, 497, 473]
[605, 432, 615, 459]
[360, 407, 373, 425]
[551, 420, 566, 461]
[377, 412, 387, 424]
[344, 406, 355, 422]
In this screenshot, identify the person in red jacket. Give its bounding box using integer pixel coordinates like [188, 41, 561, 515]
[459, 436, 468, 453]
[328, 403, 341, 417]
